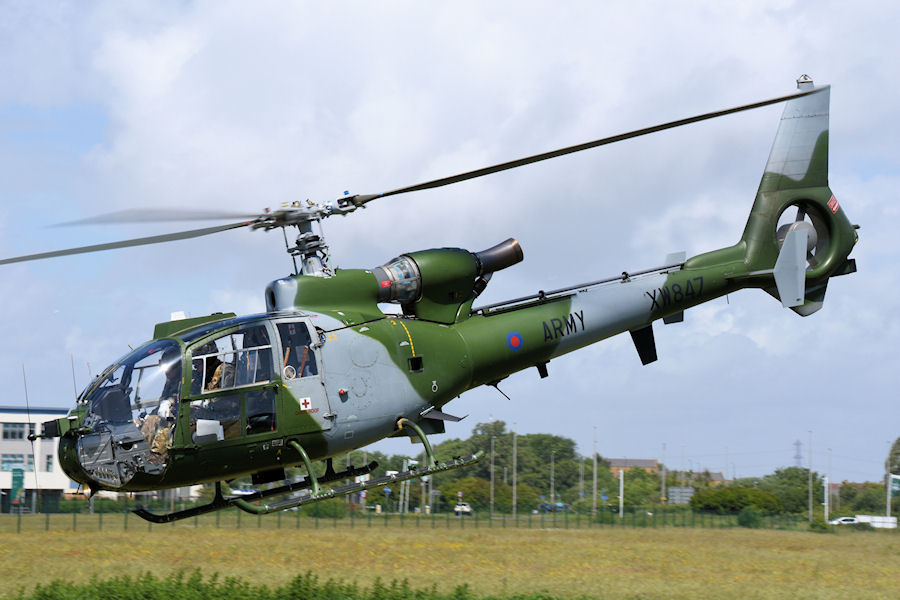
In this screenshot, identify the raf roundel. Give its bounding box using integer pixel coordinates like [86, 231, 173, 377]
[506, 331, 523, 351]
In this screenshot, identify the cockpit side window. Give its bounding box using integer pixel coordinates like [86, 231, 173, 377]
[191, 325, 272, 394]
[276, 321, 318, 380]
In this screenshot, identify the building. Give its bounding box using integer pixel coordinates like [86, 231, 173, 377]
[0, 406, 79, 512]
[608, 458, 659, 476]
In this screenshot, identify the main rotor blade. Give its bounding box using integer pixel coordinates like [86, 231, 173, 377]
[0, 221, 252, 265]
[56, 208, 262, 226]
[347, 86, 825, 206]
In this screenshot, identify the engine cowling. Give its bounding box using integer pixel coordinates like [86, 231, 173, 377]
[374, 238, 523, 323]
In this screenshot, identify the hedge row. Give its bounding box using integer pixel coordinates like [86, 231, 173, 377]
[15, 571, 568, 600]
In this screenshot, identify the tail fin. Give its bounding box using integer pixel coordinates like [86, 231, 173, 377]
[686, 76, 858, 316]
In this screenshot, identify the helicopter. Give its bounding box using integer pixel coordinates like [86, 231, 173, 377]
[7, 76, 857, 522]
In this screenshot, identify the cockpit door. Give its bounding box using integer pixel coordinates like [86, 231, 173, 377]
[275, 319, 332, 432]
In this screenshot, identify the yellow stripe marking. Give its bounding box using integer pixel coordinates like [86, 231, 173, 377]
[397, 320, 416, 357]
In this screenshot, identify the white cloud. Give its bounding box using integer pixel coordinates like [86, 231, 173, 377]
[1, 0, 898, 483]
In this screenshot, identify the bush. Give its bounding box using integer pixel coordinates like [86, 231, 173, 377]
[737, 506, 763, 528]
[302, 497, 347, 518]
[690, 487, 782, 514]
[809, 517, 831, 533]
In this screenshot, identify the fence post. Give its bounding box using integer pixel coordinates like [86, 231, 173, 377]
[45, 512, 50, 532]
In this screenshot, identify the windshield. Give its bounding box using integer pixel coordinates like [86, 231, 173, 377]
[83, 340, 182, 423]
[74, 339, 182, 488]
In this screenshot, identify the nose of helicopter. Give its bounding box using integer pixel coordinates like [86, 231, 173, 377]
[56, 433, 95, 488]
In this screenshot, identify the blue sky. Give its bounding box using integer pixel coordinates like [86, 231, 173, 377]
[1, 1, 898, 484]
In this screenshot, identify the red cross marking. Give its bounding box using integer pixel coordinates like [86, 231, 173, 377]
[300, 398, 311, 410]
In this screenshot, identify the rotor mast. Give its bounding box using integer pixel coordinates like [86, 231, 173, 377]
[252, 199, 359, 277]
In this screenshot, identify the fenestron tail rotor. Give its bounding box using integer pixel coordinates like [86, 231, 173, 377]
[0, 85, 827, 273]
[776, 203, 828, 269]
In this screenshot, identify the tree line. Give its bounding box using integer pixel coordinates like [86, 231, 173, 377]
[330, 421, 898, 516]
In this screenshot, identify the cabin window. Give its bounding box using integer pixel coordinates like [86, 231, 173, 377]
[189, 394, 241, 443]
[276, 322, 318, 380]
[246, 389, 277, 435]
[191, 325, 273, 394]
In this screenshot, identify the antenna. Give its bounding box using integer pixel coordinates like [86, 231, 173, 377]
[793, 439, 803, 467]
[70, 353, 78, 397]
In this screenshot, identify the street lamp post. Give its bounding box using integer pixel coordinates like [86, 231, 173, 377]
[490, 436, 495, 517]
[512, 429, 518, 518]
[592, 427, 598, 517]
[550, 450, 555, 507]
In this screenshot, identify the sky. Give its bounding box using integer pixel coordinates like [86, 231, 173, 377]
[0, 1, 897, 485]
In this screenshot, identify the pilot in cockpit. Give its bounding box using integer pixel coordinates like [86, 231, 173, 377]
[139, 348, 182, 459]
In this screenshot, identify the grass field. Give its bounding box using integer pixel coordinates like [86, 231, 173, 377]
[1, 524, 898, 598]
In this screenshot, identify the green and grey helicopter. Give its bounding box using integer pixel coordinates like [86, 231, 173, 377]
[6, 76, 857, 522]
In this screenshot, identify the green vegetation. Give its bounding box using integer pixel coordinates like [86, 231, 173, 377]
[12, 572, 504, 600]
[690, 487, 782, 514]
[736, 505, 763, 528]
[2, 528, 898, 599]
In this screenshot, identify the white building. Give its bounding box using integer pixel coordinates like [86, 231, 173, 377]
[1, 405, 79, 512]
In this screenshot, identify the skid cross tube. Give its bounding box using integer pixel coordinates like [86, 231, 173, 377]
[398, 418, 437, 468]
[133, 459, 378, 523]
[232, 452, 484, 515]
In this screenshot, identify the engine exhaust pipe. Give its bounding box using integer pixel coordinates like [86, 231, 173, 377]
[474, 238, 523, 275]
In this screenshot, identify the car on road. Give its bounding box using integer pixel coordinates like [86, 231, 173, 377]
[828, 516, 858, 525]
[454, 502, 473, 516]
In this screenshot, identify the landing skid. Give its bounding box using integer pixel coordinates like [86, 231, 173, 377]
[133, 460, 378, 523]
[232, 452, 483, 515]
[134, 419, 482, 523]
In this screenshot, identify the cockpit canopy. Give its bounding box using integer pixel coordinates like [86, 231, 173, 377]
[82, 340, 182, 424]
[65, 314, 322, 491]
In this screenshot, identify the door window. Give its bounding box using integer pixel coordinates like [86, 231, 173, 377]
[191, 325, 273, 394]
[277, 322, 318, 380]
